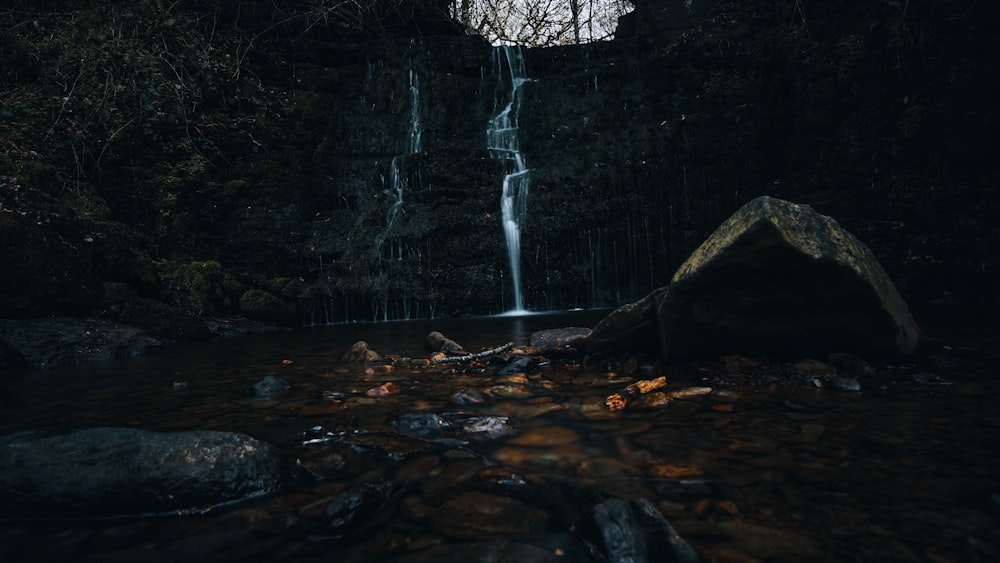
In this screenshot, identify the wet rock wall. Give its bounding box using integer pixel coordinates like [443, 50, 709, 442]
[1, 0, 996, 327]
[305, 0, 1000, 322]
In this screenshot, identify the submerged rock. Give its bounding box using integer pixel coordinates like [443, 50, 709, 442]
[318, 481, 401, 541]
[451, 387, 487, 406]
[588, 196, 920, 359]
[0, 427, 294, 517]
[461, 416, 515, 438]
[393, 413, 449, 437]
[575, 498, 700, 563]
[430, 491, 548, 540]
[496, 355, 539, 376]
[245, 375, 291, 398]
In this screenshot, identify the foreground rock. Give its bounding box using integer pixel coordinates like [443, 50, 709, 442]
[575, 498, 700, 563]
[0, 427, 295, 517]
[587, 196, 920, 359]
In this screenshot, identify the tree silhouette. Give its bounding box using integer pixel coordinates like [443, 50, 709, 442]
[449, 0, 633, 46]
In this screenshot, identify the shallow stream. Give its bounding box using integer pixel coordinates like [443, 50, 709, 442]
[1, 310, 998, 562]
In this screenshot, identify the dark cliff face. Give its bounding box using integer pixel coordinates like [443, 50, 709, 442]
[1, 0, 997, 325]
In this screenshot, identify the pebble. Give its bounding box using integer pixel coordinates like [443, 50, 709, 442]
[649, 464, 704, 479]
[461, 416, 515, 438]
[506, 426, 578, 447]
[365, 381, 400, 397]
[668, 386, 714, 399]
[791, 358, 837, 378]
[393, 413, 449, 436]
[492, 401, 564, 419]
[483, 384, 532, 399]
[450, 387, 486, 405]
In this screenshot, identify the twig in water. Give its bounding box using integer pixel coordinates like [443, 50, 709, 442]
[432, 342, 513, 364]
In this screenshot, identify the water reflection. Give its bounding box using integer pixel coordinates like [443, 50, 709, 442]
[1, 311, 998, 562]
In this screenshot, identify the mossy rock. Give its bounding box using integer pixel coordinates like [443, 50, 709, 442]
[171, 260, 225, 314]
[239, 289, 295, 325]
[102, 281, 137, 307]
[119, 298, 212, 342]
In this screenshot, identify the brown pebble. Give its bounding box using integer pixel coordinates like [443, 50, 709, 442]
[649, 464, 704, 479]
[507, 426, 578, 447]
[692, 498, 713, 516]
[365, 381, 399, 397]
[715, 500, 739, 515]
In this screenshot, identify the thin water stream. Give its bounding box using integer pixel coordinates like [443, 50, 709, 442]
[1, 311, 998, 562]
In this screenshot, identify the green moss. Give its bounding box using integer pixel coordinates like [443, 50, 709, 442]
[172, 260, 224, 314]
[222, 274, 246, 310]
[239, 288, 294, 325]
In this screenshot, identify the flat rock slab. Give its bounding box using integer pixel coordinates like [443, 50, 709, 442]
[0, 427, 294, 517]
[0, 317, 161, 369]
[587, 196, 919, 359]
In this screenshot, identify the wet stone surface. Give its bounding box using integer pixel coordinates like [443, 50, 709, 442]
[0, 312, 998, 562]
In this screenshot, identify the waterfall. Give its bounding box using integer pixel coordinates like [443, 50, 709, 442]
[487, 45, 531, 313]
[376, 157, 406, 257]
[408, 68, 422, 154]
[377, 45, 423, 259]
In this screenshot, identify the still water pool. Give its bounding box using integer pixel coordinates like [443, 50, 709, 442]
[1, 311, 998, 562]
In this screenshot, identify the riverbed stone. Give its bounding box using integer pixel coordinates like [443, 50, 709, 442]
[424, 331, 465, 355]
[0, 427, 295, 517]
[575, 498, 700, 563]
[587, 196, 920, 359]
[342, 340, 382, 364]
[429, 491, 548, 540]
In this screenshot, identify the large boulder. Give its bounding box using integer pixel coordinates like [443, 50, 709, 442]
[0, 427, 295, 517]
[588, 196, 920, 359]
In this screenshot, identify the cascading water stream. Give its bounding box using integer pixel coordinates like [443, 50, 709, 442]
[408, 68, 422, 154]
[487, 45, 531, 313]
[377, 47, 423, 260]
